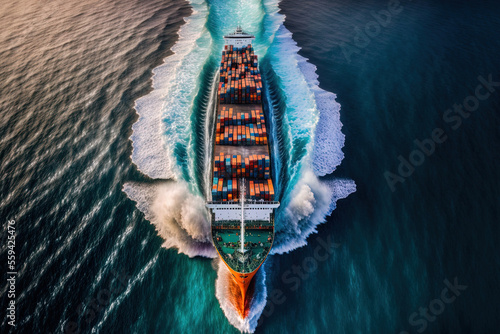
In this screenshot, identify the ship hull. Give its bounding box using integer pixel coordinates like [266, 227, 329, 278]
[207, 33, 279, 319]
[214, 243, 261, 317]
[210, 93, 275, 316]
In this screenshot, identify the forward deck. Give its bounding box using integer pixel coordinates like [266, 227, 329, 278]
[212, 220, 273, 273]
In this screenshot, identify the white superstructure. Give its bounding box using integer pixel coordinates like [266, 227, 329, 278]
[224, 26, 255, 48]
[206, 201, 279, 221]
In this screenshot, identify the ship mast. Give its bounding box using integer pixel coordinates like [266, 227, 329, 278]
[240, 178, 246, 253]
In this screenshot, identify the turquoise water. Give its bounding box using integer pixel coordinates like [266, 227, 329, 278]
[1, 0, 499, 333]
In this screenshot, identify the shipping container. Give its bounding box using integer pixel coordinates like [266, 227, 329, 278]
[268, 179, 274, 200]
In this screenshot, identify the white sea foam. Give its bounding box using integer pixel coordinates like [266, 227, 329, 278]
[272, 170, 356, 254]
[297, 54, 345, 176]
[123, 182, 216, 258]
[131, 0, 210, 180]
[266, 20, 345, 177]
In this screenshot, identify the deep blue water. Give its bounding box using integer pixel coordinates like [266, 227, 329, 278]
[0, 0, 499, 333]
[273, 0, 500, 333]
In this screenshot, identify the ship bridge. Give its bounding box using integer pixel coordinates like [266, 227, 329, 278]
[223, 26, 255, 47]
[206, 201, 279, 221]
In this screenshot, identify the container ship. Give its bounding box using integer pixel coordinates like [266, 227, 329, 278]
[206, 27, 279, 317]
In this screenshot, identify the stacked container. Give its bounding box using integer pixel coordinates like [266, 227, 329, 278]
[248, 180, 275, 201]
[212, 43, 275, 203]
[212, 179, 275, 201]
[218, 44, 262, 104]
[215, 107, 267, 145]
[211, 177, 240, 202]
[214, 153, 270, 179]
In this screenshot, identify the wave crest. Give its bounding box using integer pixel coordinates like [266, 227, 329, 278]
[273, 169, 356, 254]
[123, 181, 216, 258]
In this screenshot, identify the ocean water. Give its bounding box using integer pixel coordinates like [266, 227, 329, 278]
[1, 0, 499, 334]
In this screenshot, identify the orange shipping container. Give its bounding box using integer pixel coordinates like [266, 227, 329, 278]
[268, 181, 274, 199]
